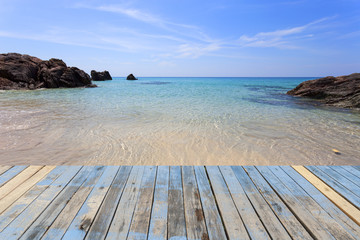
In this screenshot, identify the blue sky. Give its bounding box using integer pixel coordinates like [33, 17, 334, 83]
[0, 0, 359, 77]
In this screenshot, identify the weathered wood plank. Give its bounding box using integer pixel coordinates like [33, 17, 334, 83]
[182, 166, 208, 240]
[148, 166, 169, 240]
[219, 166, 270, 240]
[332, 166, 360, 188]
[85, 166, 132, 240]
[41, 166, 107, 240]
[352, 166, 360, 172]
[167, 166, 186, 240]
[0, 166, 12, 177]
[318, 166, 360, 195]
[232, 166, 302, 240]
[0, 166, 27, 187]
[293, 166, 360, 226]
[194, 166, 227, 240]
[0, 166, 82, 240]
[106, 166, 145, 239]
[61, 166, 120, 240]
[19, 166, 95, 240]
[0, 166, 55, 214]
[267, 166, 355, 240]
[281, 166, 360, 239]
[306, 166, 360, 208]
[251, 166, 336, 240]
[0, 166, 68, 231]
[341, 166, 360, 182]
[206, 166, 250, 240]
[127, 166, 157, 240]
[0, 166, 42, 200]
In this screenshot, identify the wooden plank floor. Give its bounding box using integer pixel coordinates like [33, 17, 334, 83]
[0, 166, 359, 240]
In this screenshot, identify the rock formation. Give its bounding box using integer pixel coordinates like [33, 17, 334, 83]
[0, 53, 96, 90]
[126, 74, 138, 80]
[287, 73, 360, 108]
[91, 70, 112, 81]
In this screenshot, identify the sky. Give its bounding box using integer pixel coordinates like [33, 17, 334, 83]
[0, 0, 359, 77]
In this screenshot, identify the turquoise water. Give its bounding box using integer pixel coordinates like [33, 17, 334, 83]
[0, 77, 359, 165]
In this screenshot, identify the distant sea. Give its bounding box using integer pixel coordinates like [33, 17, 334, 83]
[0, 77, 359, 165]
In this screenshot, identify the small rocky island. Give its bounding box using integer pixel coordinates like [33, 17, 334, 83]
[0, 53, 96, 90]
[91, 70, 112, 81]
[126, 74, 138, 80]
[287, 73, 360, 109]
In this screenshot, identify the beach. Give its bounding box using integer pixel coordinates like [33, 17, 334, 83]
[1, 77, 359, 165]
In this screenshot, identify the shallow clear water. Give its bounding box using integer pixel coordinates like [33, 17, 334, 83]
[0, 77, 359, 165]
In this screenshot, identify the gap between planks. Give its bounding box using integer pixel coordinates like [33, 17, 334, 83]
[292, 166, 360, 226]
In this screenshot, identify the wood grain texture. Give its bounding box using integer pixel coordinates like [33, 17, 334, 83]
[106, 166, 144, 240]
[317, 166, 360, 197]
[0, 166, 68, 231]
[232, 166, 301, 240]
[0, 165, 359, 239]
[127, 166, 157, 240]
[332, 166, 360, 188]
[62, 166, 120, 240]
[293, 165, 360, 226]
[0, 166, 12, 177]
[195, 166, 227, 240]
[41, 166, 106, 240]
[220, 166, 270, 240]
[306, 166, 360, 208]
[182, 166, 208, 240]
[206, 166, 250, 240]
[0, 165, 43, 200]
[340, 166, 360, 186]
[0, 166, 27, 187]
[167, 166, 187, 240]
[281, 166, 360, 239]
[0, 166, 82, 240]
[251, 166, 335, 240]
[85, 166, 132, 240]
[148, 166, 169, 240]
[0, 166, 55, 214]
[19, 166, 94, 240]
[266, 166, 355, 240]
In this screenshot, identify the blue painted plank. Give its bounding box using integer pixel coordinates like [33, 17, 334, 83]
[167, 166, 186, 240]
[127, 166, 157, 240]
[281, 166, 360, 239]
[19, 166, 95, 240]
[0, 166, 82, 240]
[0, 166, 69, 231]
[62, 166, 120, 240]
[148, 166, 169, 240]
[267, 166, 356, 240]
[85, 166, 132, 240]
[0, 166, 27, 187]
[232, 166, 305, 240]
[317, 166, 360, 197]
[306, 166, 360, 208]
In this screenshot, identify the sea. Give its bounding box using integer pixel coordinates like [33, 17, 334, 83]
[0, 77, 359, 165]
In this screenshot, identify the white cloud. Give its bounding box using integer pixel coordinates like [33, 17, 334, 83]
[238, 17, 332, 49]
[176, 43, 222, 58]
[77, 4, 216, 43]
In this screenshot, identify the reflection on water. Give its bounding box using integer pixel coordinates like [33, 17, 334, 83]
[0, 77, 359, 165]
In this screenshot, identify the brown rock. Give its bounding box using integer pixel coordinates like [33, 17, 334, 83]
[126, 73, 138, 80]
[287, 73, 360, 108]
[0, 53, 96, 90]
[91, 70, 112, 81]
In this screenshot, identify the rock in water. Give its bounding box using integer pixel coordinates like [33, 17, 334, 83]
[91, 70, 112, 81]
[287, 73, 360, 109]
[126, 74, 138, 80]
[0, 53, 96, 90]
